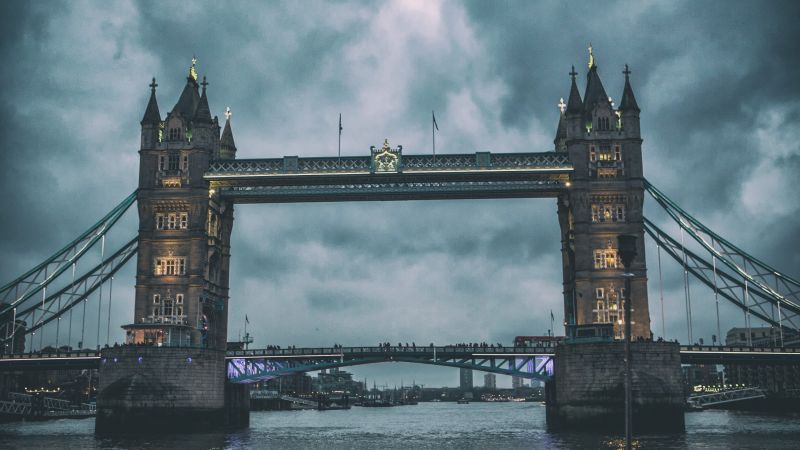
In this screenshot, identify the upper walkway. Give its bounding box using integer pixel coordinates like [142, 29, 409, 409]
[203, 151, 573, 202]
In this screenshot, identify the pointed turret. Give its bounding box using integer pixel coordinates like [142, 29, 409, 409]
[171, 57, 201, 119]
[194, 76, 213, 123]
[583, 52, 610, 117]
[565, 66, 583, 115]
[219, 107, 237, 160]
[619, 64, 640, 113]
[141, 78, 161, 124]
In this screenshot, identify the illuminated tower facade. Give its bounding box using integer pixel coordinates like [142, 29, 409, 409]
[123, 59, 237, 350]
[556, 48, 651, 339]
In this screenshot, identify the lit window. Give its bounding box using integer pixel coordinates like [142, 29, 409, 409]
[176, 294, 184, 304]
[154, 257, 186, 276]
[593, 249, 620, 269]
[595, 288, 605, 299]
[153, 294, 161, 305]
[155, 212, 188, 230]
[591, 203, 626, 223]
[599, 145, 612, 161]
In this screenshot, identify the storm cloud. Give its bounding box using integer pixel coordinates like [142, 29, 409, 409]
[0, 0, 798, 387]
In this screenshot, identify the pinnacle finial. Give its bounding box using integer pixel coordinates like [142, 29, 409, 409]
[189, 55, 198, 82]
[623, 64, 631, 79]
[149, 77, 158, 94]
[558, 98, 566, 114]
[201, 76, 208, 95]
[588, 44, 595, 69]
[569, 65, 577, 80]
[225, 106, 232, 121]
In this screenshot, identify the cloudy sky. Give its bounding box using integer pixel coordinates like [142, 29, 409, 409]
[1, 0, 798, 388]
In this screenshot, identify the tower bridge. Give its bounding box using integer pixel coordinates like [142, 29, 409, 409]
[1, 50, 799, 433]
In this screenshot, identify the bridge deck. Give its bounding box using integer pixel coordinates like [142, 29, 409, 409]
[2, 345, 799, 372]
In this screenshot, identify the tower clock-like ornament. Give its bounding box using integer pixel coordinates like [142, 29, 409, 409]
[371, 139, 402, 173]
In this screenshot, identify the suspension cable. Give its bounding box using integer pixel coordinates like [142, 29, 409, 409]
[712, 256, 721, 344]
[106, 276, 113, 347]
[680, 227, 693, 343]
[657, 245, 666, 339]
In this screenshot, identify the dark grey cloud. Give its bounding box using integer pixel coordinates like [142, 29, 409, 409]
[1, 0, 798, 387]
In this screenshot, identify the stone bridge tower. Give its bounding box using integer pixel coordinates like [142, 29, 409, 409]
[98, 61, 245, 434]
[123, 59, 236, 351]
[556, 49, 651, 339]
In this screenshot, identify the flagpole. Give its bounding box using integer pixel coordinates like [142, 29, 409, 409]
[338, 113, 342, 165]
[432, 111, 436, 163]
[244, 315, 247, 349]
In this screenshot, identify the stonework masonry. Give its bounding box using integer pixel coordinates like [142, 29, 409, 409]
[546, 342, 685, 432]
[96, 346, 230, 433]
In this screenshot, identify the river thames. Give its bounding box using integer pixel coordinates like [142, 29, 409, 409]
[2, 402, 800, 449]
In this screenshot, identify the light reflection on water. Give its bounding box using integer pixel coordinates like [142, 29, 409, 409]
[2, 402, 800, 449]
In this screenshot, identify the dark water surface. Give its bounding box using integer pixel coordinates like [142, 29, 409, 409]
[2, 402, 800, 449]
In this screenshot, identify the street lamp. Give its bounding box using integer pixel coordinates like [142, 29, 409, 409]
[617, 234, 636, 450]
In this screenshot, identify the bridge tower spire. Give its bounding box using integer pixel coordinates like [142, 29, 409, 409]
[556, 50, 651, 340]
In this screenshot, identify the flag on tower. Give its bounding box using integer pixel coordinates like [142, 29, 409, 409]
[339, 113, 343, 135]
[550, 310, 555, 322]
[432, 111, 439, 131]
[245, 315, 249, 324]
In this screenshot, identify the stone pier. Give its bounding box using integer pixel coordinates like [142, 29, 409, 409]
[96, 346, 249, 434]
[545, 341, 684, 432]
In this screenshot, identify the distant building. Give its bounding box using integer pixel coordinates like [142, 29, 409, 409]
[314, 368, 364, 395]
[512, 376, 524, 389]
[0, 319, 26, 355]
[725, 327, 800, 392]
[264, 373, 312, 395]
[459, 368, 473, 393]
[484, 373, 496, 389]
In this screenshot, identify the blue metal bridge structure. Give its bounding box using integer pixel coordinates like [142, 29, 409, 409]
[1, 150, 800, 383]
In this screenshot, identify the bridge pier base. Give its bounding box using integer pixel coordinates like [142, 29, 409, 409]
[96, 346, 249, 434]
[545, 341, 684, 432]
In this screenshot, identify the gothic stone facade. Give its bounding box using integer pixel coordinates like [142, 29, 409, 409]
[123, 62, 237, 351]
[556, 60, 651, 339]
